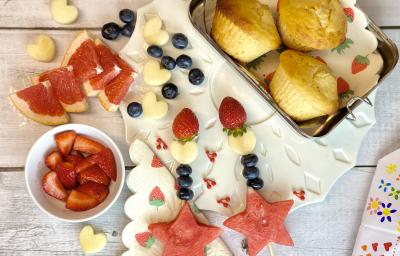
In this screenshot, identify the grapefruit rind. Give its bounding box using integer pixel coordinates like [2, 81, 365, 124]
[9, 83, 69, 126]
[98, 90, 119, 112]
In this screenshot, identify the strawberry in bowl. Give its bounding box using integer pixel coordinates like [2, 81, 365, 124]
[25, 124, 125, 222]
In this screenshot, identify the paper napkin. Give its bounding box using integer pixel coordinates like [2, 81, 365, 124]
[353, 149, 400, 256]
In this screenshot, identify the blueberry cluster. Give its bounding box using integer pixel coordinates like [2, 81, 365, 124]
[176, 164, 194, 201]
[102, 9, 136, 40]
[241, 154, 264, 190]
[146, 33, 205, 90]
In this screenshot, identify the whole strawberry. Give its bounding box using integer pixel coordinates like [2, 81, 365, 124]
[172, 108, 199, 141]
[219, 97, 247, 136]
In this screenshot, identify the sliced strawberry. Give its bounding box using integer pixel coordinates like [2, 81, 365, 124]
[66, 190, 99, 211]
[55, 130, 77, 155]
[42, 171, 68, 201]
[172, 108, 199, 140]
[44, 151, 63, 171]
[91, 148, 116, 181]
[79, 165, 111, 186]
[219, 97, 247, 130]
[75, 156, 96, 173]
[75, 182, 109, 203]
[55, 162, 77, 189]
[64, 151, 84, 166]
[73, 135, 105, 154]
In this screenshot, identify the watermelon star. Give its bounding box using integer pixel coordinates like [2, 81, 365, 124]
[223, 189, 294, 256]
[148, 202, 222, 256]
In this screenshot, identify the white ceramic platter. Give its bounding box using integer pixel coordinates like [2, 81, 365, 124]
[119, 0, 381, 217]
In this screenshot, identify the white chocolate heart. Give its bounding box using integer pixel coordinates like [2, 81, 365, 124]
[228, 128, 256, 155]
[144, 16, 169, 46]
[170, 140, 198, 164]
[26, 34, 56, 62]
[79, 225, 107, 254]
[142, 91, 168, 119]
[51, 0, 79, 25]
[143, 60, 171, 86]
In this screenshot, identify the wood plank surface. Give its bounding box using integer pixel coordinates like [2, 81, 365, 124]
[0, 167, 374, 256]
[0, 0, 397, 28]
[0, 28, 398, 167]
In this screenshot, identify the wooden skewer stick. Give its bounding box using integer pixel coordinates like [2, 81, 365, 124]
[268, 243, 275, 256]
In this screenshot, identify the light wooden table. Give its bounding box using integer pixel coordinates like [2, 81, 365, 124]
[0, 1, 398, 255]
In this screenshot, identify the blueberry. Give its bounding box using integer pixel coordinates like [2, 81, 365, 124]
[177, 176, 193, 188]
[161, 56, 176, 70]
[176, 164, 192, 176]
[247, 178, 264, 190]
[176, 54, 193, 69]
[189, 68, 205, 85]
[119, 9, 136, 24]
[127, 102, 142, 118]
[241, 154, 258, 168]
[162, 83, 179, 99]
[102, 22, 121, 40]
[147, 45, 163, 58]
[177, 188, 194, 200]
[121, 23, 134, 37]
[172, 33, 189, 49]
[242, 167, 260, 180]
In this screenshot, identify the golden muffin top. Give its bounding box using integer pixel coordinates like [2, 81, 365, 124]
[279, 50, 338, 104]
[216, 0, 279, 44]
[278, 0, 347, 50]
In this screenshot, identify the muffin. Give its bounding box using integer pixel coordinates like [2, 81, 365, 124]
[270, 50, 339, 121]
[211, 0, 281, 63]
[277, 0, 347, 51]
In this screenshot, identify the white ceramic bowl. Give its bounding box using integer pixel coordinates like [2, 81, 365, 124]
[25, 124, 125, 222]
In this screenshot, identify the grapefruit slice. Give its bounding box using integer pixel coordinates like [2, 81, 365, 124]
[61, 30, 102, 83]
[35, 66, 88, 112]
[83, 39, 122, 97]
[98, 57, 135, 112]
[9, 81, 69, 125]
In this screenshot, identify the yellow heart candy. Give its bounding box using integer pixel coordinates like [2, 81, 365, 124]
[26, 34, 56, 62]
[142, 91, 168, 120]
[51, 0, 79, 25]
[79, 225, 107, 254]
[144, 16, 169, 46]
[170, 140, 198, 164]
[143, 60, 171, 87]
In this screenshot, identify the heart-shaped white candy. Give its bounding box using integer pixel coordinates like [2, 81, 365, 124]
[170, 141, 198, 164]
[143, 60, 171, 86]
[79, 225, 107, 254]
[51, 0, 79, 25]
[228, 128, 257, 155]
[142, 91, 168, 119]
[144, 16, 169, 46]
[26, 34, 55, 62]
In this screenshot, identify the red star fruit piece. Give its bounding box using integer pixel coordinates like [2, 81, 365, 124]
[148, 202, 222, 256]
[223, 189, 294, 256]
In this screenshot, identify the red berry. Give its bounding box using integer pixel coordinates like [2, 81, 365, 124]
[172, 108, 199, 140]
[219, 97, 247, 129]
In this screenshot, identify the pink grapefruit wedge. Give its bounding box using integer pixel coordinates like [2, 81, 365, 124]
[98, 56, 135, 112]
[9, 81, 69, 125]
[35, 66, 87, 112]
[82, 39, 122, 97]
[61, 30, 103, 84]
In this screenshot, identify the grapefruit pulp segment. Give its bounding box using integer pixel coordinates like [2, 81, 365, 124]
[98, 71, 134, 112]
[37, 66, 87, 112]
[83, 39, 121, 97]
[9, 81, 69, 125]
[62, 31, 102, 83]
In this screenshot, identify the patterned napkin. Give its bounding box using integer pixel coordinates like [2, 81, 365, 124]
[353, 149, 400, 256]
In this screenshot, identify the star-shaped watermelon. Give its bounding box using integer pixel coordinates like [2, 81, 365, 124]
[148, 202, 222, 256]
[223, 189, 294, 256]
